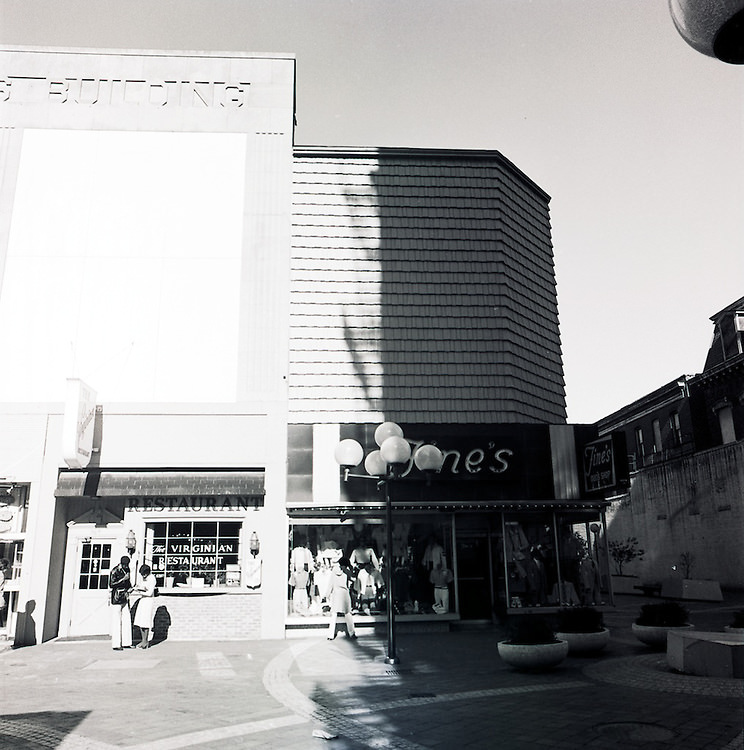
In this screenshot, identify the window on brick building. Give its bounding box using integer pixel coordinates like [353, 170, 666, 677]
[634, 427, 645, 462]
[652, 419, 662, 454]
[669, 412, 683, 446]
[148, 520, 241, 587]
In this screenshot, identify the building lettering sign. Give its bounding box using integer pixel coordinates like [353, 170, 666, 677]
[329, 423, 556, 505]
[0, 48, 296, 133]
[583, 435, 618, 493]
[127, 496, 259, 512]
[400, 440, 515, 480]
[0, 77, 251, 108]
[152, 540, 239, 568]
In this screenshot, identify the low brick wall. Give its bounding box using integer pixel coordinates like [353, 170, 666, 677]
[147, 591, 263, 641]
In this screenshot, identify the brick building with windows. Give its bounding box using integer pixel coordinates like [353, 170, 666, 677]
[597, 296, 744, 589]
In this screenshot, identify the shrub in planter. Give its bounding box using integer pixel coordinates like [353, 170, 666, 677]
[632, 600, 692, 649]
[725, 609, 744, 634]
[555, 607, 610, 654]
[635, 601, 689, 627]
[555, 607, 605, 633]
[506, 615, 559, 644]
[498, 616, 568, 670]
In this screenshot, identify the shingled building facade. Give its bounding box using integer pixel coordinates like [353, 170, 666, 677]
[289, 147, 566, 425]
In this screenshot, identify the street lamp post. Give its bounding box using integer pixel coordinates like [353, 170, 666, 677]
[334, 422, 443, 665]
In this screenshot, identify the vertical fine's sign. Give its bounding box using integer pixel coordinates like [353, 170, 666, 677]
[582, 435, 617, 493]
[62, 378, 97, 469]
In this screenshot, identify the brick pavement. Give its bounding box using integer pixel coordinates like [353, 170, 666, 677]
[0, 593, 741, 749]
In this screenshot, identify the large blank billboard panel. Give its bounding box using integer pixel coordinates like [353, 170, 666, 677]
[0, 129, 245, 402]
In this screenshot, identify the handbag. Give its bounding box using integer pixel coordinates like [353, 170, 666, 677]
[111, 587, 128, 606]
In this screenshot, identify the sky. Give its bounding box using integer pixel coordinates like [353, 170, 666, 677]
[1, 0, 742, 423]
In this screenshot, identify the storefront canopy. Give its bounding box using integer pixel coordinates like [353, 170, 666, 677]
[55, 469, 265, 503]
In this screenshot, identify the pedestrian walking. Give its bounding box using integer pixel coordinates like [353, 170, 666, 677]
[327, 552, 356, 640]
[109, 555, 132, 650]
[132, 564, 157, 648]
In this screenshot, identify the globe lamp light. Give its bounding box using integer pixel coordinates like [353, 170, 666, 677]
[380, 435, 412, 466]
[364, 450, 388, 477]
[374, 421, 404, 447]
[413, 444, 444, 473]
[334, 438, 364, 468]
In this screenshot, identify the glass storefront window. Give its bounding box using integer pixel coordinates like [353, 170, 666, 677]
[502, 511, 607, 610]
[288, 518, 454, 618]
[148, 520, 241, 587]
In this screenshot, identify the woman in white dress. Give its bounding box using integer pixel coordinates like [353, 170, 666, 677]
[326, 553, 356, 640]
[132, 564, 157, 648]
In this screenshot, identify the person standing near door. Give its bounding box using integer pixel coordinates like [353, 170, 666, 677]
[0, 559, 10, 629]
[109, 556, 132, 651]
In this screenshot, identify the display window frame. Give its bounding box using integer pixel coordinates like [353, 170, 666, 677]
[501, 509, 611, 614]
[145, 518, 243, 589]
[287, 515, 457, 623]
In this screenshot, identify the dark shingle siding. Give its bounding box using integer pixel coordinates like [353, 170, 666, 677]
[289, 149, 566, 424]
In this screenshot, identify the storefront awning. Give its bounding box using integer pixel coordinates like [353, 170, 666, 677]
[288, 498, 610, 518]
[55, 469, 265, 503]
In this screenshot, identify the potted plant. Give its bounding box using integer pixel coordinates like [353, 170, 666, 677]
[608, 536, 644, 594]
[497, 615, 569, 670]
[724, 610, 744, 635]
[660, 552, 723, 602]
[632, 600, 693, 649]
[554, 607, 611, 654]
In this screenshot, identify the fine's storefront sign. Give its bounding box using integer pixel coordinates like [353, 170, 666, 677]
[582, 433, 629, 493]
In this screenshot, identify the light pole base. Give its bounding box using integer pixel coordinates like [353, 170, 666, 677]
[384, 656, 400, 665]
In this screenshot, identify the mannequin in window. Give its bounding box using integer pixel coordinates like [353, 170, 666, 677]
[579, 552, 601, 605]
[289, 567, 311, 615]
[355, 562, 384, 615]
[430, 564, 454, 614]
[422, 535, 445, 571]
[523, 546, 548, 606]
[290, 536, 314, 574]
[558, 526, 581, 588]
[349, 534, 379, 610]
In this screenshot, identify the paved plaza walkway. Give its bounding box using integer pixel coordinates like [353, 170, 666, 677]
[1, 594, 742, 749]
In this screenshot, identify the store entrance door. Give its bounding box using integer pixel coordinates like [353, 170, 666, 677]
[455, 533, 495, 620]
[60, 526, 117, 637]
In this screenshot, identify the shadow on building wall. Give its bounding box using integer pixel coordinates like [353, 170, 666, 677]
[340, 154, 565, 424]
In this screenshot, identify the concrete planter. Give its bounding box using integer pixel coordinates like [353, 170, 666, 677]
[660, 578, 723, 602]
[497, 639, 569, 670]
[667, 629, 744, 678]
[631, 622, 694, 649]
[610, 575, 640, 595]
[555, 628, 611, 654]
